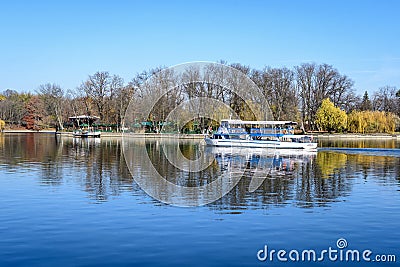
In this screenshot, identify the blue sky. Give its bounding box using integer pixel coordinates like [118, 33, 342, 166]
[1, 0, 399, 95]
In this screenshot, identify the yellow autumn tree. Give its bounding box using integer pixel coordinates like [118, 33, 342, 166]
[347, 111, 368, 133]
[315, 98, 347, 132]
[0, 119, 5, 131]
[316, 151, 347, 178]
[0, 94, 4, 131]
[347, 110, 395, 133]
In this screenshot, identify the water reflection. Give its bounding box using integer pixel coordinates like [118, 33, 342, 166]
[320, 138, 400, 149]
[210, 148, 353, 210]
[0, 134, 399, 209]
[66, 137, 133, 201]
[0, 134, 133, 201]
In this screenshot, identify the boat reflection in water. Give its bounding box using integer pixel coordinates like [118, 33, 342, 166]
[209, 147, 316, 173]
[206, 146, 317, 193]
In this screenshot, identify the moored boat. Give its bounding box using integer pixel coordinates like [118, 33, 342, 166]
[69, 115, 102, 138]
[73, 129, 101, 138]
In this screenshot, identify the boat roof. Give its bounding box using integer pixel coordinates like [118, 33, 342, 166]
[221, 119, 297, 125]
[69, 115, 100, 120]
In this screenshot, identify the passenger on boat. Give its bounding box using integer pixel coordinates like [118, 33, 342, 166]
[217, 126, 229, 134]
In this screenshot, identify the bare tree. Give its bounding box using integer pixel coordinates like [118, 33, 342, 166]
[372, 86, 400, 115]
[253, 67, 298, 120]
[79, 71, 112, 121]
[132, 67, 182, 130]
[295, 63, 354, 131]
[113, 81, 135, 131]
[107, 75, 124, 127]
[37, 83, 65, 130]
[0, 90, 31, 126]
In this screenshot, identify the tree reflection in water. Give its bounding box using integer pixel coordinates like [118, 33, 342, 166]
[0, 134, 399, 210]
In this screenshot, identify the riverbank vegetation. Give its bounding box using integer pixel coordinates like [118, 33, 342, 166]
[315, 98, 347, 133]
[0, 62, 399, 133]
[315, 98, 397, 134]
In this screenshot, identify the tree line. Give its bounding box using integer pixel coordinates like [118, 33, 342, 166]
[0, 62, 399, 133]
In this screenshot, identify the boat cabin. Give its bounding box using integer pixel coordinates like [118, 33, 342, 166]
[69, 115, 100, 129]
[216, 119, 297, 140]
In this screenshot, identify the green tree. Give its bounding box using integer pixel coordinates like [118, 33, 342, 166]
[359, 91, 372, 111]
[315, 98, 347, 132]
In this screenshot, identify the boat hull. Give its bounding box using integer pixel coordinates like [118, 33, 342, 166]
[73, 132, 101, 138]
[204, 137, 317, 150]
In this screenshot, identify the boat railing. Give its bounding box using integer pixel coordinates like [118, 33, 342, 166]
[250, 128, 286, 137]
[281, 134, 315, 143]
[227, 128, 247, 134]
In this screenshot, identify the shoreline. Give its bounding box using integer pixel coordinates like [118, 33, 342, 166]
[0, 130, 206, 139]
[2, 130, 400, 139]
[314, 133, 400, 139]
[2, 129, 57, 133]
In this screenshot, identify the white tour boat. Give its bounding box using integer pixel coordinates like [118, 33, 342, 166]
[204, 119, 317, 150]
[73, 129, 101, 138]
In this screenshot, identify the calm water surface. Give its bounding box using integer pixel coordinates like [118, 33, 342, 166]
[0, 134, 399, 266]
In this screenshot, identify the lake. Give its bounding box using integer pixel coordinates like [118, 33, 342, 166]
[0, 133, 399, 266]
